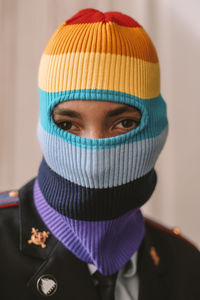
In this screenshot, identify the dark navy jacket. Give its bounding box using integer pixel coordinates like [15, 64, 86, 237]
[0, 179, 199, 299]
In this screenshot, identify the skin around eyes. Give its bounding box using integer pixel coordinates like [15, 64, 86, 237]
[53, 100, 141, 138]
[54, 118, 139, 133]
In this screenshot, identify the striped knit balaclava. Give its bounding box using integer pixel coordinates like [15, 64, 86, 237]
[35, 8, 168, 275]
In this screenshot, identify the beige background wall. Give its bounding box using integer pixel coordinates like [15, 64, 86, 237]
[1, 0, 200, 247]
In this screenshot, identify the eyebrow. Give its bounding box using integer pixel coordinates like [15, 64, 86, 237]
[53, 108, 82, 119]
[106, 106, 140, 118]
[53, 105, 140, 119]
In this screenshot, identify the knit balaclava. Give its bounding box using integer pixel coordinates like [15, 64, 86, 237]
[34, 8, 168, 275]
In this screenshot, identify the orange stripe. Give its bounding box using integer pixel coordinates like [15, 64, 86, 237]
[44, 22, 158, 63]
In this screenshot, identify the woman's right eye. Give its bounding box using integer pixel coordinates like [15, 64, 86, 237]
[56, 121, 76, 131]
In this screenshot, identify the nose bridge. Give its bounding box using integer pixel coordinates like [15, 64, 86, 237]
[86, 125, 106, 139]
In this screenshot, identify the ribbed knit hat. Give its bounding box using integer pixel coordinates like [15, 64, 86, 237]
[35, 8, 168, 275]
[38, 8, 159, 100]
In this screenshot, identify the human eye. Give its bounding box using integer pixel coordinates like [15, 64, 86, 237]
[115, 119, 140, 130]
[55, 120, 77, 131]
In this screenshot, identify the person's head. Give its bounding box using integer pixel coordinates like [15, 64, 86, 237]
[37, 7, 168, 204]
[38, 8, 167, 162]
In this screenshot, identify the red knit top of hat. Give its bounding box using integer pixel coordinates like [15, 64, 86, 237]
[66, 8, 141, 27]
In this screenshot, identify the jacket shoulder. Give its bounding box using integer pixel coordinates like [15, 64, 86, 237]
[0, 189, 19, 209]
[144, 217, 199, 252]
[0, 189, 20, 244]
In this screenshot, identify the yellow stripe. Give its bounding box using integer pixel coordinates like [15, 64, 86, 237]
[38, 52, 160, 99]
[44, 22, 158, 63]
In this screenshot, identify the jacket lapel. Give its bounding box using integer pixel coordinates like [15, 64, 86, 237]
[19, 179, 99, 300]
[27, 242, 100, 299]
[19, 179, 57, 259]
[138, 225, 168, 300]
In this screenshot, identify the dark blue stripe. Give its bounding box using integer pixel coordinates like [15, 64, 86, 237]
[38, 159, 157, 221]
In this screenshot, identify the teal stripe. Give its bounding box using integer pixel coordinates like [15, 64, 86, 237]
[38, 88, 168, 149]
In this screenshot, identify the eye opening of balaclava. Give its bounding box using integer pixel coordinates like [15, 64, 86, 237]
[50, 98, 148, 146]
[35, 8, 168, 275]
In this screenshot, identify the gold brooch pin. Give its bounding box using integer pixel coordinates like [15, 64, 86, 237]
[150, 246, 160, 266]
[28, 227, 50, 248]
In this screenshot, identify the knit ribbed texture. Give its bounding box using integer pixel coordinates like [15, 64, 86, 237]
[38, 122, 167, 189]
[39, 10, 159, 98]
[36, 9, 168, 276]
[34, 179, 145, 275]
[38, 9, 168, 183]
[38, 158, 157, 221]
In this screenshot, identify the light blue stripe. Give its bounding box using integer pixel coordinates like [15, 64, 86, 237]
[38, 123, 168, 189]
[0, 194, 9, 200]
[38, 88, 168, 150]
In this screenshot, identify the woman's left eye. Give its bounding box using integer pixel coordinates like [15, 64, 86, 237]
[56, 121, 76, 131]
[116, 119, 139, 129]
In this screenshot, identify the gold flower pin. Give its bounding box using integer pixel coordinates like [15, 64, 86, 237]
[28, 227, 50, 248]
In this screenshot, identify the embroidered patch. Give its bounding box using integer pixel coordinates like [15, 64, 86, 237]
[0, 190, 19, 208]
[28, 227, 50, 248]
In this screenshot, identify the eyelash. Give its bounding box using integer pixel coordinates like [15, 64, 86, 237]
[55, 119, 140, 131]
[114, 119, 140, 129]
[56, 121, 76, 130]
